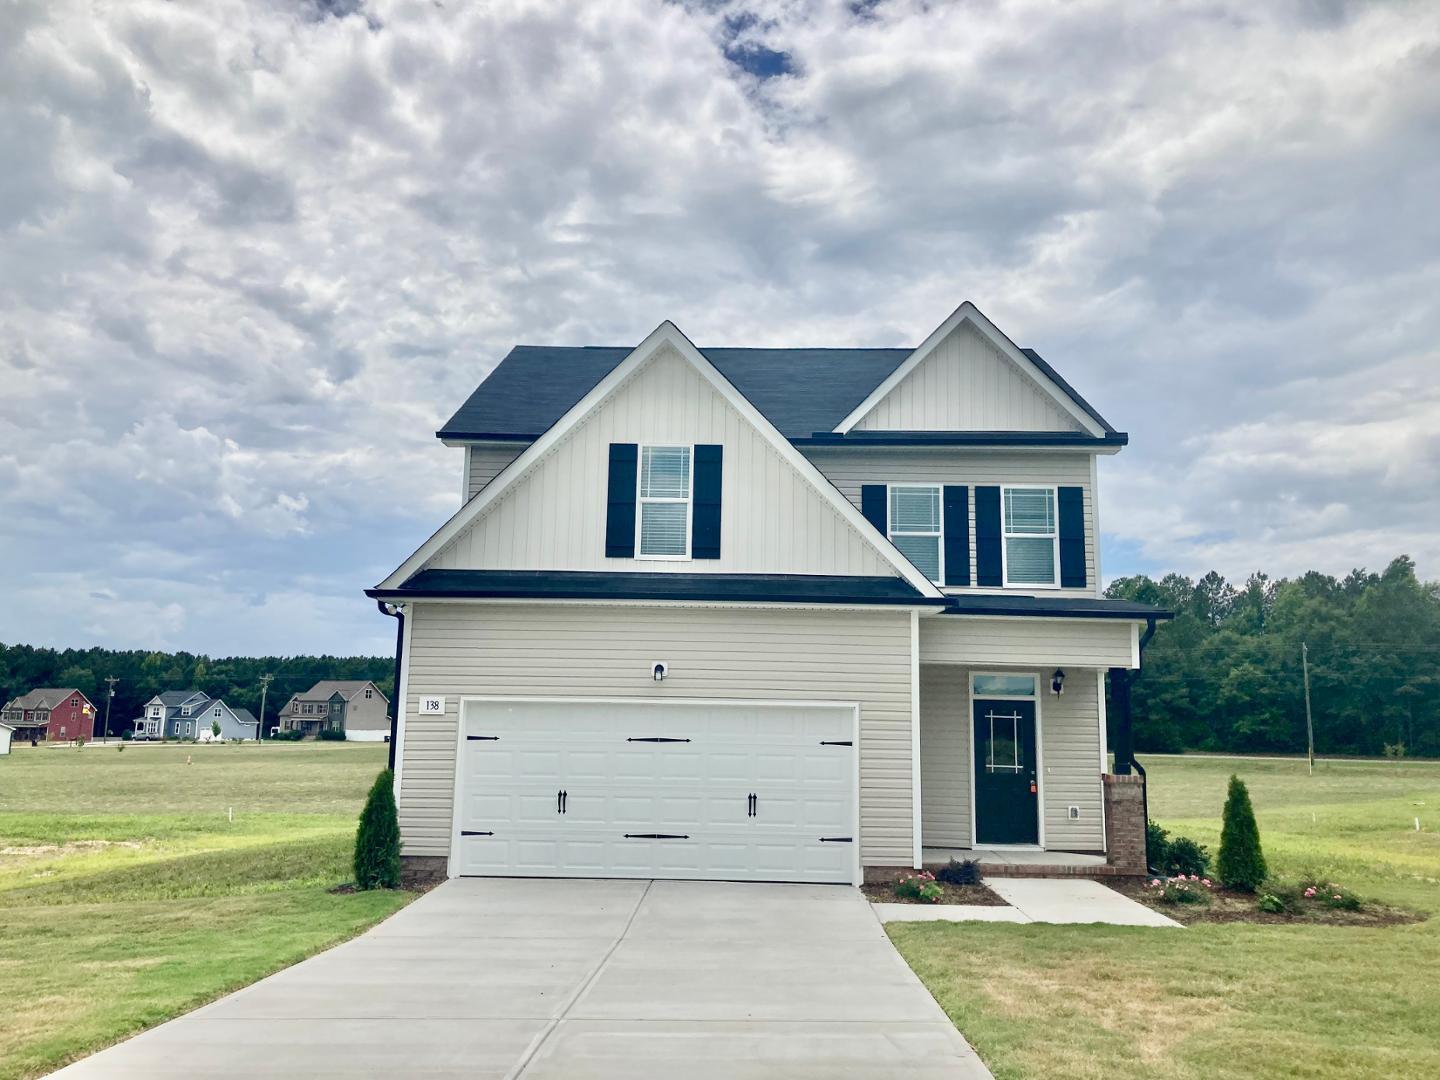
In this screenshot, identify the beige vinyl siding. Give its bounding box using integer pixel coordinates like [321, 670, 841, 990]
[465, 445, 525, 500]
[854, 322, 1085, 432]
[805, 448, 1099, 596]
[427, 346, 895, 578]
[918, 664, 1105, 852]
[921, 616, 1136, 669]
[400, 602, 915, 867]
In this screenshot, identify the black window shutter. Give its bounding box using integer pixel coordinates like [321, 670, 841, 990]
[692, 444, 723, 560]
[1058, 485, 1086, 588]
[943, 485, 970, 586]
[604, 443, 638, 558]
[861, 484, 888, 534]
[974, 486, 1002, 586]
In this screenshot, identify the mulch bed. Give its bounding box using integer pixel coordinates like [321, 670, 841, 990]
[861, 881, 1009, 906]
[1106, 880, 1426, 927]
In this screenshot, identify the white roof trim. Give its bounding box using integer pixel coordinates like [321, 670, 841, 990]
[377, 321, 945, 598]
[833, 301, 1107, 437]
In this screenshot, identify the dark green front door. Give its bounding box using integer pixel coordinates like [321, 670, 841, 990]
[973, 698, 1039, 844]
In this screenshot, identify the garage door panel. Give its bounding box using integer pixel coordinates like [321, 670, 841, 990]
[455, 700, 857, 884]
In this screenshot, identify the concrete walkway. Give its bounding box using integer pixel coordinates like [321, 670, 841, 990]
[873, 877, 1181, 927]
[51, 878, 991, 1079]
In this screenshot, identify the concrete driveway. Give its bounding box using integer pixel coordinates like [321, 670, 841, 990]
[52, 878, 990, 1078]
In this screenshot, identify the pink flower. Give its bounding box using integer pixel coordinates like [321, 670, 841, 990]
[1333, 894, 1342, 900]
[1201, 879, 1212, 887]
[1150, 879, 1161, 887]
[1303, 887, 1316, 898]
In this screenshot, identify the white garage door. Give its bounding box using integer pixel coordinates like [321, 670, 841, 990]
[453, 699, 858, 884]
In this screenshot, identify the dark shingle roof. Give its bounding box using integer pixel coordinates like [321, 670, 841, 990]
[438, 346, 912, 441]
[368, 570, 943, 606]
[436, 343, 1119, 442]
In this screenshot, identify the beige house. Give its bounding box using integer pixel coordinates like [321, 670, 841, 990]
[368, 302, 1168, 885]
[277, 680, 390, 741]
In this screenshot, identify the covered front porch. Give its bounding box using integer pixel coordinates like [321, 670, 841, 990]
[913, 600, 1161, 875]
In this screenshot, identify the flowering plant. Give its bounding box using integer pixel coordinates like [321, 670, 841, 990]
[894, 870, 943, 904]
[1144, 874, 1216, 905]
[1300, 879, 1361, 911]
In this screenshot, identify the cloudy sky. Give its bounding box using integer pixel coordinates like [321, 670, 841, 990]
[3, 0, 1438, 657]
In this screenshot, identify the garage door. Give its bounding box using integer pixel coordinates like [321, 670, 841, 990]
[453, 699, 858, 884]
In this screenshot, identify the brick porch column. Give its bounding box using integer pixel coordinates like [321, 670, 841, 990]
[1103, 773, 1147, 874]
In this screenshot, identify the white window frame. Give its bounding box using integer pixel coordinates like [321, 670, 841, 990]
[634, 443, 694, 561]
[364, 688, 373, 699]
[213, 707, 222, 717]
[1000, 484, 1061, 590]
[885, 482, 944, 585]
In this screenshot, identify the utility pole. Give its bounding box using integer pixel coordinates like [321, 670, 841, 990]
[1302, 642, 1315, 776]
[103, 676, 118, 743]
[257, 674, 273, 744]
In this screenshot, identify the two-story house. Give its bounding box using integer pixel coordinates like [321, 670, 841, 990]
[133, 691, 259, 741]
[0, 688, 95, 743]
[277, 681, 390, 740]
[368, 302, 1170, 886]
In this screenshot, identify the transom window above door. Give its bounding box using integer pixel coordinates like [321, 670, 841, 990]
[638, 445, 692, 557]
[888, 485, 942, 583]
[1002, 486, 1059, 587]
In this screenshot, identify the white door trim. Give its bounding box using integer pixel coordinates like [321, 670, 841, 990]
[966, 671, 1045, 850]
[447, 695, 863, 886]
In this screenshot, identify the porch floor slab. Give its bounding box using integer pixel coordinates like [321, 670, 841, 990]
[985, 878, 1181, 927]
[921, 848, 1135, 877]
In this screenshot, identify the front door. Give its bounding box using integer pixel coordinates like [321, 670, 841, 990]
[972, 698, 1039, 844]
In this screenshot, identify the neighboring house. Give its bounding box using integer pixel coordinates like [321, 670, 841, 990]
[277, 681, 389, 740]
[368, 302, 1171, 887]
[132, 691, 259, 741]
[0, 688, 96, 743]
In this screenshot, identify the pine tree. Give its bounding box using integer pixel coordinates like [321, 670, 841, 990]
[353, 769, 402, 889]
[1216, 775, 1267, 891]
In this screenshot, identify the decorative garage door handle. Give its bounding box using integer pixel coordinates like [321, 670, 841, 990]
[626, 736, 691, 743]
[556, 789, 568, 814]
[623, 833, 690, 840]
[818, 836, 853, 843]
[461, 830, 494, 836]
[819, 740, 852, 746]
[466, 735, 499, 741]
[747, 793, 757, 817]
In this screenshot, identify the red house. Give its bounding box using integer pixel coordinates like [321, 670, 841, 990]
[0, 688, 96, 743]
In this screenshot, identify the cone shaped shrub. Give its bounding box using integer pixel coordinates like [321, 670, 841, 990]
[354, 769, 401, 889]
[1216, 774, 1266, 892]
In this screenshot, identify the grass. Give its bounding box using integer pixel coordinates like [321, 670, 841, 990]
[0, 742, 412, 1080]
[889, 754, 1440, 1080]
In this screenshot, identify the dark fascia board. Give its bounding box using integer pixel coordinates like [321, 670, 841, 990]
[796, 430, 1129, 448]
[437, 431, 540, 442]
[942, 595, 1173, 620]
[367, 570, 948, 607]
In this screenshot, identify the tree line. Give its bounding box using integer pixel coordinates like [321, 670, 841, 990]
[1107, 555, 1440, 758]
[0, 644, 392, 737]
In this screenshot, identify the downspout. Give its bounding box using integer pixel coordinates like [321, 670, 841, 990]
[377, 601, 404, 773]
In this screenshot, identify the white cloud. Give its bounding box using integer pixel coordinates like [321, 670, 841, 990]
[2, 0, 1438, 653]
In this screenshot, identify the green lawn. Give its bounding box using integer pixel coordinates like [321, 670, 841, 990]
[890, 754, 1440, 1080]
[0, 743, 411, 1080]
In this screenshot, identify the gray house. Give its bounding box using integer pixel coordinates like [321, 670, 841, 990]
[277, 681, 389, 740]
[133, 691, 259, 741]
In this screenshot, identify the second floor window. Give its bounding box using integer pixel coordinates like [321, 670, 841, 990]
[1003, 486, 1059, 587]
[638, 445, 691, 557]
[889, 485, 942, 583]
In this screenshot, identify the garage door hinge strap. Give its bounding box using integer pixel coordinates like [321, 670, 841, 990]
[626, 737, 691, 743]
[818, 836, 853, 843]
[623, 833, 690, 840]
[819, 740, 853, 746]
[466, 735, 499, 741]
[461, 830, 494, 836]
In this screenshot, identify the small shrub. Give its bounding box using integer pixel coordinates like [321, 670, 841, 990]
[894, 871, 942, 903]
[354, 769, 402, 889]
[1163, 836, 1210, 878]
[74, 736, 86, 748]
[1217, 775, 1267, 892]
[269, 728, 305, 742]
[1257, 892, 1288, 914]
[935, 858, 982, 886]
[1144, 874, 1215, 905]
[1300, 879, 1362, 911]
[1146, 819, 1170, 870]
[121, 729, 133, 741]
[318, 728, 347, 742]
[212, 719, 222, 738]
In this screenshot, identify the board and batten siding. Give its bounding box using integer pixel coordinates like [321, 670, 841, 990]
[400, 602, 915, 868]
[853, 323, 1086, 432]
[920, 616, 1137, 669]
[465, 445, 525, 500]
[427, 345, 895, 577]
[805, 448, 1099, 596]
[919, 664, 1105, 852]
